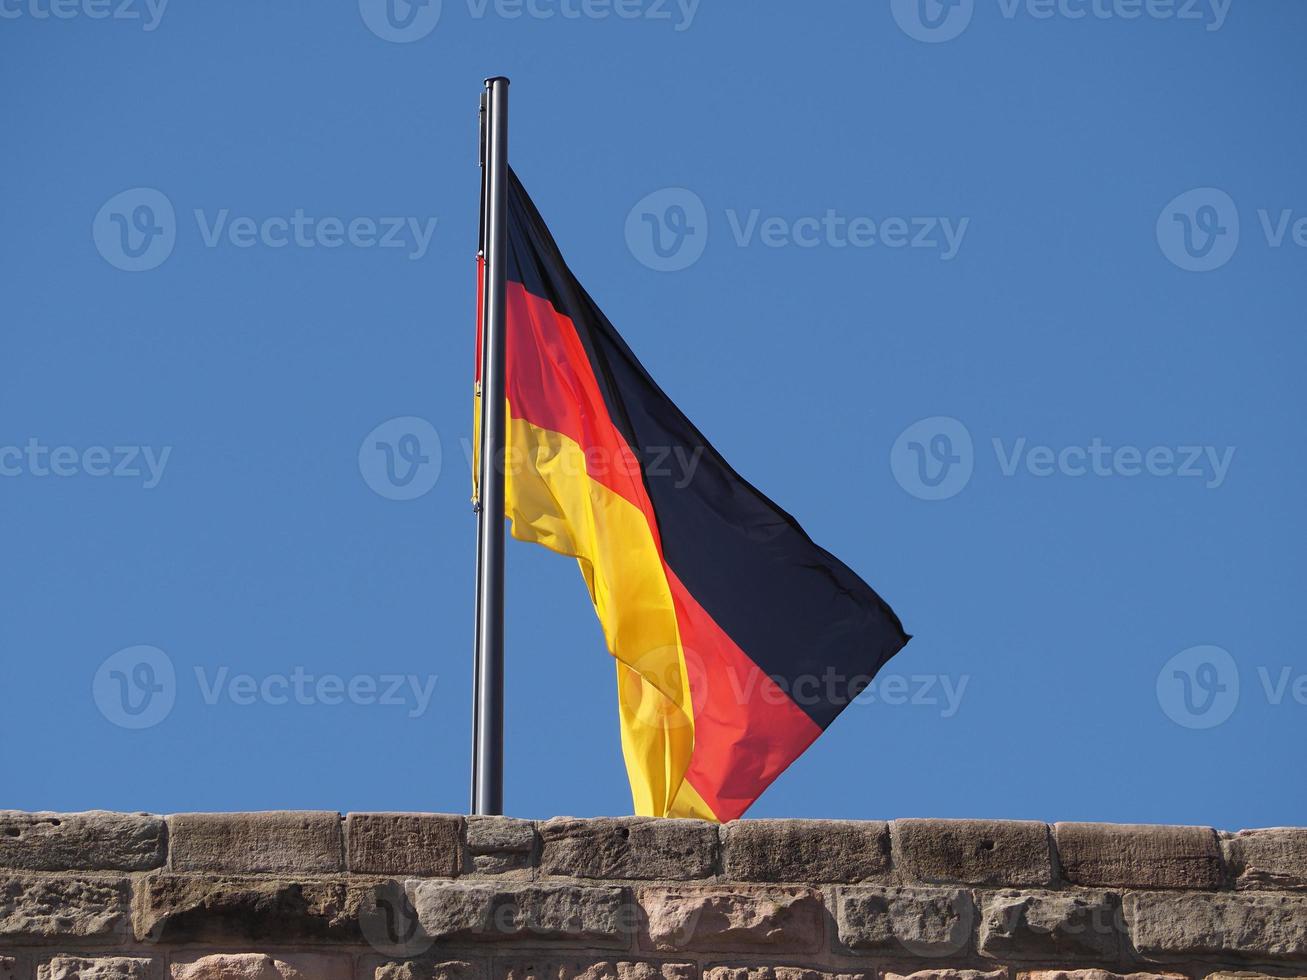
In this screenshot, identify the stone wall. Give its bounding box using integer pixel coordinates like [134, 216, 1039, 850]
[1, 812, 1305, 980]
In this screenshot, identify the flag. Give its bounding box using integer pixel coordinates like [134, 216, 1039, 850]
[475, 168, 910, 821]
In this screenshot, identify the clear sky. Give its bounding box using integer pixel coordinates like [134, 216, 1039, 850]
[2, 1, 1303, 829]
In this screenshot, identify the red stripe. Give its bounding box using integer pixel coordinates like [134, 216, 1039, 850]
[475, 256, 484, 383]
[664, 565, 822, 822]
[504, 280, 818, 818]
[505, 281, 648, 515]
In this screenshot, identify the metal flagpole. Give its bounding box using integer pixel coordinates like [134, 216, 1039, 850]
[472, 75, 509, 816]
[470, 88, 488, 816]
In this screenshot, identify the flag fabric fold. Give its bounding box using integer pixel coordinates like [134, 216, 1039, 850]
[477, 168, 910, 821]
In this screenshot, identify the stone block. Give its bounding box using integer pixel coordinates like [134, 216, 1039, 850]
[638, 886, 822, 953]
[500, 962, 695, 980]
[1125, 892, 1307, 961]
[367, 961, 482, 980]
[1224, 829, 1307, 891]
[1055, 823, 1223, 890]
[466, 817, 536, 876]
[0, 813, 164, 872]
[0, 875, 127, 943]
[721, 820, 889, 884]
[539, 818, 717, 881]
[169, 954, 352, 980]
[707, 969, 871, 980]
[979, 890, 1121, 961]
[38, 958, 156, 980]
[346, 814, 461, 877]
[132, 874, 363, 944]
[893, 820, 1052, 886]
[167, 812, 342, 874]
[834, 886, 974, 957]
[407, 881, 630, 946]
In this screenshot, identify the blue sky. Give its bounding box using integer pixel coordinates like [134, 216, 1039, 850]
[1, 1, 1303, 829]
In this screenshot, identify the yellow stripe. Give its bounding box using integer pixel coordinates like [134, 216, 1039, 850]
[504, 412, 698, 818]
[471, 392, 482, 503]
[666, 759, 717, 820]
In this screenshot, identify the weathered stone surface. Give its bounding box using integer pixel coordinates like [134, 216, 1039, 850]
[979, 890, 1121, 961]
[39, 957, 155, 980]
[721, 820, 889, 884]
[0, 875, 127, 943]
[893, 820, 1053, 886]
[466, 817, 536, 876]
[502, 961, 695, 980]
[8, 809, 1307, 980]
[408, 881, 629, 945]
[368, 960, 482, 980]
[468, 816, 535, 853]
[170, 953, 351, 980]
[0, 812, 165, 873]
[347, 813, 461, 877]
[167, 812, 342, 874]
[707, 968, 872, 980]
[358, 879, 433, 959]
[1225, 829, 1307, 891]
[539, 818, 717, 881]
[1055, 823, 1223, 890]
[1126, 892, 1307, 961]
[638, 886, 822, 952]
[132, 874, 363, 944]
[835, 886, 974, 957]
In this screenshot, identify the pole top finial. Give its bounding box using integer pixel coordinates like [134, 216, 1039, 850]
[484, 76, 511, 87]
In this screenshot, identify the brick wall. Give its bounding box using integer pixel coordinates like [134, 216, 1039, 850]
[1, 812, 1305, 980]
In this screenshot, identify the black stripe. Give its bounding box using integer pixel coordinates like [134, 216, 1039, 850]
[506, 169, 910, 729]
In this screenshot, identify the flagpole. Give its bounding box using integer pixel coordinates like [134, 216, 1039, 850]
[470, 88, 487, 816]
[472, 75, 509, 816]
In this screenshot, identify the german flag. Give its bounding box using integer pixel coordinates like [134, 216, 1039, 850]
[476, 169, 910, 822]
